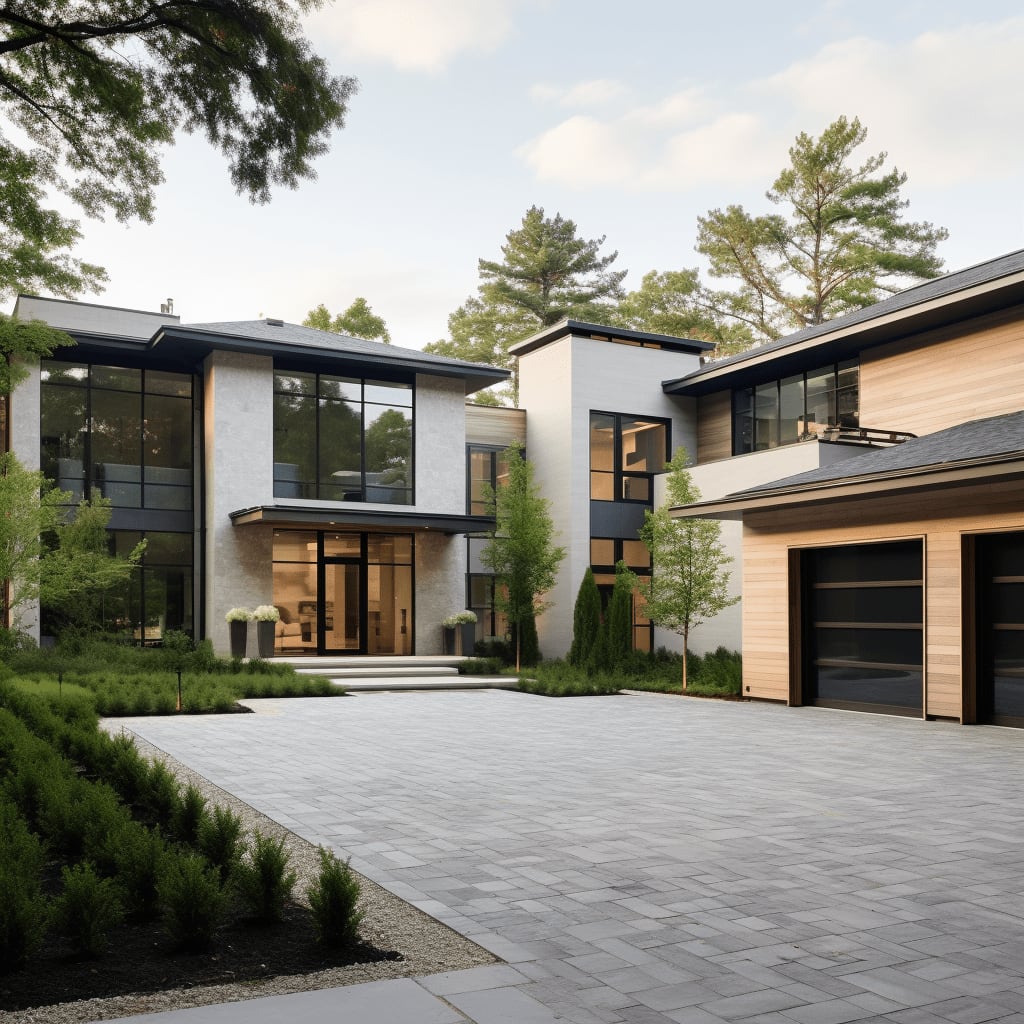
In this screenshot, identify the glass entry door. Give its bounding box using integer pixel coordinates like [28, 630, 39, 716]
[322, 560, 362, 653]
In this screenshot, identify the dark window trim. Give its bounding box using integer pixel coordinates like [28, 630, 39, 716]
[273, 370, 415, 505]
[732, 358, 859, 456]
[590, 410, 671, 504]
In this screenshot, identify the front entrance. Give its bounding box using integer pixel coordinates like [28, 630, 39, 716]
[272, 530, 413, 656]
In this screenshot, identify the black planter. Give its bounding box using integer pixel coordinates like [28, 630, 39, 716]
[458, 622, 475, 656]
[442, 625, 456, 655]
[256, 620, 276, 658]
[228, 620, 248, 659]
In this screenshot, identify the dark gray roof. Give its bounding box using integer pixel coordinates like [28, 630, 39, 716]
[736, 410, 1024, 496]
[509, 318, 714, 357]
[664, 248, 1024, 393]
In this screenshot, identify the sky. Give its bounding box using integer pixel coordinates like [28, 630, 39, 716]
[48, 0, 1024, 350]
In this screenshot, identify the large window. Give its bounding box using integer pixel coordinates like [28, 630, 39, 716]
[40, 529, 193, 644]
[591, 537, 653, 651]
[590, 412, 669, 502]
[40, 362, 193, 511]
[733, 359, 858, 455]
[466, 445, 511, 515]
[273, 371, 413, 504]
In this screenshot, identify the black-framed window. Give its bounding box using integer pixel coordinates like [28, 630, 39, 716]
[467, 573, 508, 644]
[40, 529, 193, 644]
[590, 412, 669, 502]
[466, 445, 511, 515]
[273, 371, 413, 504]
[733, 359, 858, 455]
[591, 537, 653, 651]
[40, 361, 194, 511]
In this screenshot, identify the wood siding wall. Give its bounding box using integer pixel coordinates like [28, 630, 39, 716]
[465, 404, 526, 447]
[741, 478, 1024, 719]
[696, 390, 731, 464]
[860, 304, 1024, 436]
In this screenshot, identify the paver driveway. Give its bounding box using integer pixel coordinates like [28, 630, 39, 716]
[123, 690, 1024, 1024]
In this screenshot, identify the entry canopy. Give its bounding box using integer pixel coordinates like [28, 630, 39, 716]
[230, 505, 494, 535]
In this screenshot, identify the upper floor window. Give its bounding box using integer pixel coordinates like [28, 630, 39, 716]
[40, 361, 193, 511]
[732, 359, 858, 455]
[590, 412, 669, 502]
[466, 445, 511, 515]
[273, 371, 413, 504]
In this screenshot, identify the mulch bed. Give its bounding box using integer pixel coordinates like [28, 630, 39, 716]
[0, 900, 401, 1013]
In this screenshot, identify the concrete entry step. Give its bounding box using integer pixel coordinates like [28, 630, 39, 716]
[271, 654, 517, 692]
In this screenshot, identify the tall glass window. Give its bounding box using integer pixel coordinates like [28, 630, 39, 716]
[733, 359, 859, 455]
[466, 445, 511, 515]
[40, 362, 193, 510]
[273, 372, 413, 504]
[589, 412, 669, 502]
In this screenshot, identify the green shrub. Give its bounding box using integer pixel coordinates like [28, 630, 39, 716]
[307, 847, 363, 947]
[141, 759, 181, 825]
[172, 784, 208, 846]
[197, 804, 243, 881]
[106, 822, 166, 920]
[517, 660, 619, 697]
[233, 832, 297, 924]
[159, 852, 228, 951]
[457, 657, 506, 675]
[52, 862, 125, 957]
[0, 804, 48, 973]
[690, 647, 742, 695]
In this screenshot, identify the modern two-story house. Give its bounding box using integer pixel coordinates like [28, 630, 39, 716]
[9, 247, 1024, 728]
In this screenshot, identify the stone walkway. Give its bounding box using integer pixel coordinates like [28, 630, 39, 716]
[116, 691, 1024, 1023]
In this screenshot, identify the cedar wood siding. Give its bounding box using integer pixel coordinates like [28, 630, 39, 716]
[696, 391, 732, 463]
[860, 303, 1024, 436]
[741, 478, 1024, 720]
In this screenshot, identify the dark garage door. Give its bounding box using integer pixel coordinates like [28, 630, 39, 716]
[804, 540, 923, 716]
[978, 532, 1024, 727]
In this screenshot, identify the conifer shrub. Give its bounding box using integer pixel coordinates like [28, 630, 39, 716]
[233, 832, 297, 924]
[567, 568, 602, 668]
[141, 759, 181, 825]
[106, 822, 166, 921]
[172, 783, 208, 846]
[159, 852, 228, 951]
[52, 862, 125, 957]
[197, 804, 244, 881]
[307, 848, 363, 947]
[0, 803, 48, 972]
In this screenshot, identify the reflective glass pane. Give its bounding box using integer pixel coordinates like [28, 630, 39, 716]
[622, 475, 651, 501]
[367, 563, 412, 654]
[146, 370, 192, 398]
[365, 380, 412, 406]
[318, 399, 362, 498]
[274, 531, 317, 562]
[324, 562, 360, 651]
[590, 413, 615, 471]
[273, 559, 317, 654]
[816, 626, 922, 666]
[754, 381, 779, 450]
[93, 366, 141, 391]
[41, 361, 88, 384]
[591, 538, 615, 565]
[144, 394, 191, 474]
[622, 539, 651, 568]
[814, 665, 922, 709]
[364, 405, 411, 503]
[319, 376, 361, 401]
[274, 393, 316, 497]
[274, 371, 315, 395]
[92, 390, 142, 507]
[323, 533, 361, 557]
[779, 374, 804, 444]
[814, 586, 922, 624]
[142, 532, 192, 565]
[813, 541, 922, 584]
[367, 533, 413, 564]
[41, 384, 87, 501]
[591, 471, 614, 500]
[621, 419, 666, 473]
[806, 366, 836, 430]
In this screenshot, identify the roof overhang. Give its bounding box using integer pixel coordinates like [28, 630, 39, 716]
[229, 505, 495, 535]
[509, 319, 714, 358]
[663, 268, 1024, 397]
[673, 453, 1024, 521]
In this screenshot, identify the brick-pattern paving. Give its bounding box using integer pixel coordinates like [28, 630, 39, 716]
[124, 691, 1024, 1023]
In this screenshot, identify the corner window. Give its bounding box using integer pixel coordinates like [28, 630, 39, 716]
[733, 359, 858, 455]
[590, 412, 669, 502]
[274, 371, 413, 504]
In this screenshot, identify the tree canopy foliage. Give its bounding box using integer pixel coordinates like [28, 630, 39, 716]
[0, 1, 356, 300]
[638, 448, 737, 690]
[696, 116, 947, 342]
[426, 206, 626, 404]
[303, 298, 391, 343]
[480, 441, 565, 669]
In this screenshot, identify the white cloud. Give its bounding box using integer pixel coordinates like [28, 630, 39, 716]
[531, 78, 628, 107]
[307, 0, 527, 73]
[758, 19, 1024, 186]
[518, 17, 1024, 194]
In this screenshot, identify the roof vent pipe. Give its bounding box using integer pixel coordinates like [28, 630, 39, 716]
[265, 318, 284, 327]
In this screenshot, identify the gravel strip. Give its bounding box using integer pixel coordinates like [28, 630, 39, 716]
[7, 724, 494, 1024]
